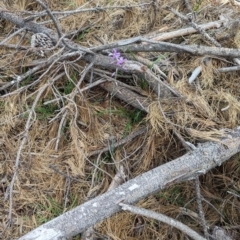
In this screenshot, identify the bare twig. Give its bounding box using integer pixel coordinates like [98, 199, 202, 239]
[124, 53, 167, 79]
[43, 78, 107, 106]
[46, 60, 95, 150]
[119, 203, 206, 240]
[169, 7, 240, 73]
[7, 82, 50, 223]
[49, 165, 84, 183]
[180, 12, 240, 71]
[195, 177, 209, 239]
[2, 8, 240, 60]
[26, 2, 153, 18]
[114, 41, 240, 58]
[108, 165, 127, 191]
[34, 0, 62, 39]
[86, 153, 104, 199]
[63, 170, 71, 212]
[0, 28, 25, 46]
[212, 226, 233, 240]
[184, 0, 192, 13]
[168, 7, 221, 47]
[1, 9, 240, 90]
[0, 48, 66, 92]
[88, 127, 148, 157]
[54, 111, 68, 151]
[34, 0, 89, 53]
[82, 161, 127, 240]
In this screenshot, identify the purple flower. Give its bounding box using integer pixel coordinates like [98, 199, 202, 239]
[109, 48, 121, 59]
[109, 48, 126, 67]
[116, 56, 126, 66]
[109, 48, 126, 77]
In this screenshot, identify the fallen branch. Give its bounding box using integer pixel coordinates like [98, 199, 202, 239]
[97, 80, 151, 113]
[116, 42, 240, 59]
[18, 127, 240, 240]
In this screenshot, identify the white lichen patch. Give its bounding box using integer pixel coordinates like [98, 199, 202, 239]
[128, 184, 139, 191]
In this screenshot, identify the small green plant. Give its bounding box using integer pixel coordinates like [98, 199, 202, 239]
[102, 151, 113, 164]
[63, 72, 78, 94]
[72, 235, 81, 240]
[61, 119, 71, 142]
[20, 75, 32, 87]
[36, 197, 63, 225]
[35, 103, 58, 120]
[124, 109, 144, 134]
[149, 54, 168, 70]
[193, 0, 203, 11]
[77, 29, 90, 42]
[138, 77, 148, 90]
[0, 101, 4, 109]
[63, 80, 75, 94]
[97, 107, 144, 135]
[157, 186, 185, 206]
[67, 194, 79, 210]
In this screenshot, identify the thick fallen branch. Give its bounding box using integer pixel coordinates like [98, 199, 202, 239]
[18, 127, 240, 240]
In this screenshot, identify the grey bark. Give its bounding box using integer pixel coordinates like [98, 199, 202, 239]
[18, 127, 240, 240]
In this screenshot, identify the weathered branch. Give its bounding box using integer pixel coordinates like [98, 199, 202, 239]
[117, 42, 240, 58]
[18, 127, 240, 240]
[149, 20, 225, 41]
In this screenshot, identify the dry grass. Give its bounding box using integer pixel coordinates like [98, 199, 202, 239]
[0, 0, 240, 239]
